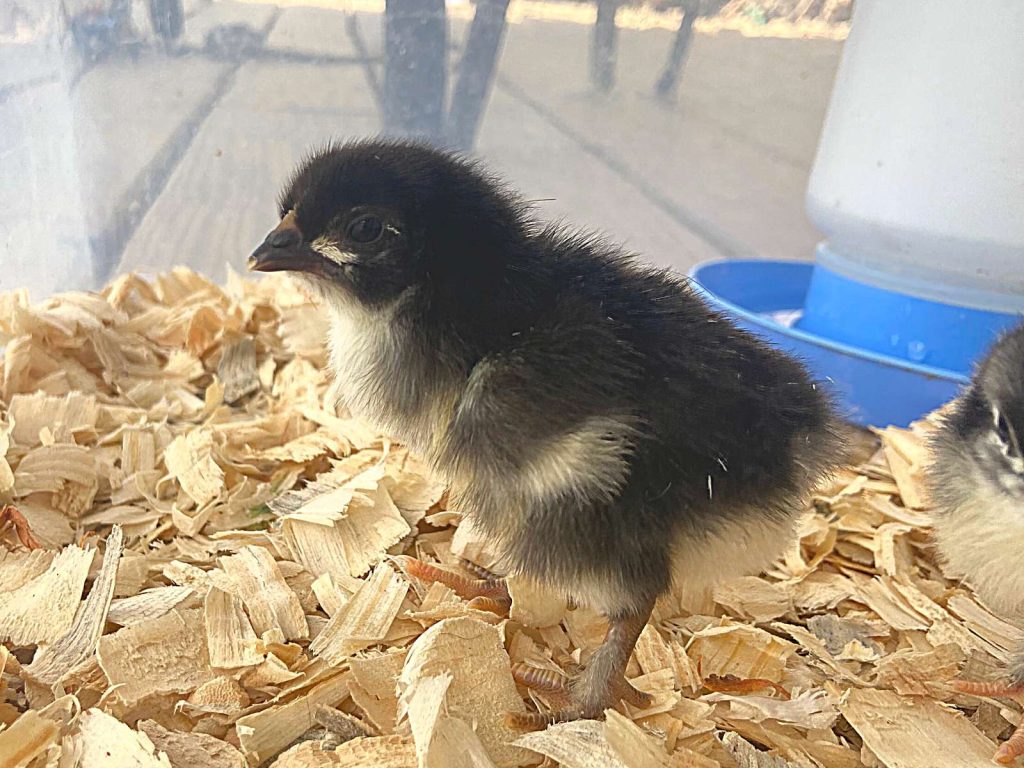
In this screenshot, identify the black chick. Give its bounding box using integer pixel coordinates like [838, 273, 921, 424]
[927, 323, 1024, 764]
[249, 139, 845, 724]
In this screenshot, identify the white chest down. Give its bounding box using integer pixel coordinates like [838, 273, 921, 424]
[325, 297, 450, 457]
[933, 482, 1024, 619]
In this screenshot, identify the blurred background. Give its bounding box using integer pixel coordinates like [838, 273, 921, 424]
[0, 0, 850, 297]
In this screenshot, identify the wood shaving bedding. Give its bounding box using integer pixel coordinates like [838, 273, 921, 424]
[0, 268, 1012, 767]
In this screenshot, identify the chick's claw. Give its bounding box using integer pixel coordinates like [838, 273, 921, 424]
[611, 677, 653, 709]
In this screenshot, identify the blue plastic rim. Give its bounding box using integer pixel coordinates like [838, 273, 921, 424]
[798, 245, 1021, 373]
[688, 259, 973, 428]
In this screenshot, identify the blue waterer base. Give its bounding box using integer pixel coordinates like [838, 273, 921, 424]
[797, 246, 1021, 373]
[687, 258, 1011, 428]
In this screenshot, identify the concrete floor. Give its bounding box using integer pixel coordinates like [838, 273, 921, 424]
[0, 1, 843, 295]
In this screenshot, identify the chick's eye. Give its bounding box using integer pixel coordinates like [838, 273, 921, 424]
[996, 412, 1012, 443]
[347, 215, 384, 245]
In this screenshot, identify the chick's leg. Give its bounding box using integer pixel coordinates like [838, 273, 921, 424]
[511, 600, 654, 727]
[573, 604, 654, 714]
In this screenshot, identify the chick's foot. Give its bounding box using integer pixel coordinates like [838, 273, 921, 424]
[509, 605, 653, 728]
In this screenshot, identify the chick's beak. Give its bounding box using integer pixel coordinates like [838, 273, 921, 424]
[248, 210, 323, 275]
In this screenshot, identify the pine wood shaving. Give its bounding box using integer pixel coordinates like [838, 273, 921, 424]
[244, 652, 304, 689]
[840, 688, 996, 767]
[508, 575, 568, 628]
[310, 564, 408, 665]
[0, 710, 59, 768]
[0, 422, 15, 496]
[688, 622, 794, 682]
[108, 586, 196, 627]
[873, 642, 965, 697]
[702, 689, 839, 730]
[14, 499, 76, 549]
[9, 391, 98, 446]
[514, 720, 629, 768]
[948, 594, 1024, 655]
[138, 719, 246, 768]
[269, 742, 343, 768]
[381, 450, 447, 527]
[205, 587, 264, 669]
[721, 731, 799, 768]
[270, 736, 416, 768]
[404, 581, 503, 627]
[400, 617, 530, 767]
[97, 608, 215, 706]
[0, 544, 93, 645]
[311, 573, 349, 617]
[853, 576, 930, 632]
[0, 646, 13, 726]
[218, 338, 261, 405]
[2, 273, 1018, 767]
[218, 545, 309, 642]
[401, 672, 498, 768]
[74, 708, 172, 767]
[25, 526, 124, 690]
[13, 445, 96, 496]
[0, 549, 54, 593]
[713, 577, 794, 623]
[164, 428, 224, 508]
[281, 484, 411, 583]
[185, 676, 252, 715]
[876, 426, 930, 510]
[235, 671, 351, 764]
[315, 705, 371, 743]
[627, 668, 679, 718]
[772, 622, 863, 685]
[635, 624, 696, 692]
[603, 709, 673, 767]
[348, 649, 408, 733]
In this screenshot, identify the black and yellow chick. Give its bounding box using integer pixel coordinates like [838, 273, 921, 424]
[249, 139, 845, 724]
[928, 323, 1024, 764]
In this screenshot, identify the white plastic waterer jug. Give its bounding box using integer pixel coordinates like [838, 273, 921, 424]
[801, 0, 1024, 371]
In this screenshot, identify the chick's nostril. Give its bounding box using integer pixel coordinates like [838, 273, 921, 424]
[268, 228, 299, 248]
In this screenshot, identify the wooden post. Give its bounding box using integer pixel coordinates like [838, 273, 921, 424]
[654, 10, 697, 99]
[383, 0, 447, 143]
[591, 0, 620, 93]
[447, 0, 511, 151]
